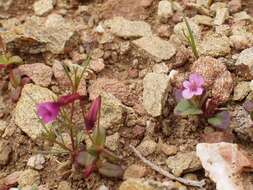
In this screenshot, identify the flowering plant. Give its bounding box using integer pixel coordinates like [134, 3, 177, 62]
[174, 73, 230, 129]
[35, 59, 123, 179]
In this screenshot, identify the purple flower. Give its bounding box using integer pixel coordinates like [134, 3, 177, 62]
[85, 96, 101, 131]
[182, 73, 204, 99]
[37, 102, 61, 124]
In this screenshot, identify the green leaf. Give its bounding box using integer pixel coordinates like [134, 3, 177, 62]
[207, 111, 230, 129]
[0, 55, 8, 65]
[76, 151, 96, 167]
[174, 99, 202, 116]
[92, 127, 106, 147]
[98, 162, 123, 178]
[8, 55, 23, 64]
[208, 117, 222, 126]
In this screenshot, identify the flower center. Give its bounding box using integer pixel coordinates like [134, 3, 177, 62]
[189, 81, 198, 92]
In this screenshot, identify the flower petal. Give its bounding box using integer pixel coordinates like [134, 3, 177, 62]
[194, 87, 203, 96]
[183, 81, 191, 88]
[36, 102, 60, 124]
[85, 96, 101, 131]
[189, 73, 204, 86]
[182, 89, 194, 99]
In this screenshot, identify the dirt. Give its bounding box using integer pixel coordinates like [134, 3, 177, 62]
[0, 0, 253, 190]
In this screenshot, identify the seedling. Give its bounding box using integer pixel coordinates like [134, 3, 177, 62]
[35, 59, 123, 179]
[174, 73, 230, 129]
[182, 16, 199, 59]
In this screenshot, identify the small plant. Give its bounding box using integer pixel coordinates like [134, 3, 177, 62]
[35, 60, 123, 179]
[174, 73, 230, 129]
[0, 36, 27, 101]
[183, 16, 199, 59]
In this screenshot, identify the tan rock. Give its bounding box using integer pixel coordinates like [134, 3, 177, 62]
[18, 169, 40, 188]
[123, 164, 147, 179]
[119, 179, 154, 190]
[137, 140, 157, 156]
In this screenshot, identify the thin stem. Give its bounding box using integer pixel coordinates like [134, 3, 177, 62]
[130, 145, 206, 188]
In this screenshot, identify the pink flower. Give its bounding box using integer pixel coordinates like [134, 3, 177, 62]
[37, 102, 61, 124]
[182, 73, 204, 99]
[85, 96, 101, 131]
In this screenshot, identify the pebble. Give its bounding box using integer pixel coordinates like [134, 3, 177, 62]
[27, 154, 46, 170]
[136, 140, 157, 156]
[123, 164, 147, 179]
[0, 139, 12, 166]
[235, 47, 253, 74]
[233, 81, 250, 101]
[57, 181, 71, 190]
[105, 132, 120, 151]
[18, 169, 40, 188]
[119, 179, 155, 190]
[33, 0, 54, 16]
[158, 0, 173, 23]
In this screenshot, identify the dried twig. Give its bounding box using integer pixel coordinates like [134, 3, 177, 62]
[130, 145, 206, 189]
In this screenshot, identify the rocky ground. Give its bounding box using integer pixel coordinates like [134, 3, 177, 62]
[0, 0, 253, 190]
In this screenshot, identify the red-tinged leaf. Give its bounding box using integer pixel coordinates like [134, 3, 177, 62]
[83, 164, 96, 178]
[76, 151, 96, 167]
[85, 96, 101, 131]
[98, 162, 123, 178]
[207, 111, 230, 129]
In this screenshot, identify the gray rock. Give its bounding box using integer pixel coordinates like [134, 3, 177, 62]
[0, 139, 12, 166]
[27, 154, 46, 170]
[19, 63, 53, 87]
[158, 0, 173, 22]
[104, 17, 152, 38]
[143, 73, 170, 117]
[18, 169, 40, 188]
[199, 33, 231, 57]
[136, 140, 157, 156]
[166, 151, 202, 176]
[235, 47, 253, 74]
[14, 84, 57, 140]
[100, 92, 126, 130]
[133, 36, 176, 61]
[233, 82, 250, 101]
[1, 14, 78, 54]
[231, 106, 253, 142]
[105, 132, 120, 151]
[33, 0, 54, 16]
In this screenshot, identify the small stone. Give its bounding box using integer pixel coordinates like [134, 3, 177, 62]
[158, 0, 173, 23]
[213, 7, 229, 26]
[133, 36, 176, 61]
[0, 120, 7, 136]
[27, 154, 46, 170]
[235, 47, 253, 74]
[143, 73, 170, 117]
[98, 185, 109, 190]
[123, 164, 147, 179]
[152, 63, 169, 74]
[228, 0, 242, 13]
[105, 132, 120, 151]
[18, 169, 40, 188]
[89, 58, 105, 73]
[173, 19, 201, 44]
[119, 179, 155, 190]
[215, 25, 231, 36]
[156, 25, 170, 38]
[33, 0, 54, 16]
[18, 63, 53, 87]
[0, 140, 12, 166]
[160, 144, 178, 156]
[199, 33, 231, 57]
[233, 82, 250, 101]
[136, 140, 157, 156]
[234, 11, 252, 22]
[104, 17, 152, 38]
[191, 15, 213, 26]
[166, 151, 201, 176]
[57, 181, 71, 190]
[14, 84, 56, 140]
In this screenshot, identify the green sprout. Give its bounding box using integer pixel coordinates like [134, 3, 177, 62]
[182, 16, 199, 59]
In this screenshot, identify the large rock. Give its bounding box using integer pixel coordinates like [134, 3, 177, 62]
[196, 143, 253, 190]
[104, 17, 152, 38]
[166, 151, 202, 176]
[199, 33, 231, 57]
[1, 14, 78, 54]
[143, 73, 170, 117]
[33, 0, 54, 16]
[133, 36, 176, 61]
[14, 84, 57, 140]
[235, 47, 253, 74]
[19, 63, 53, 87]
